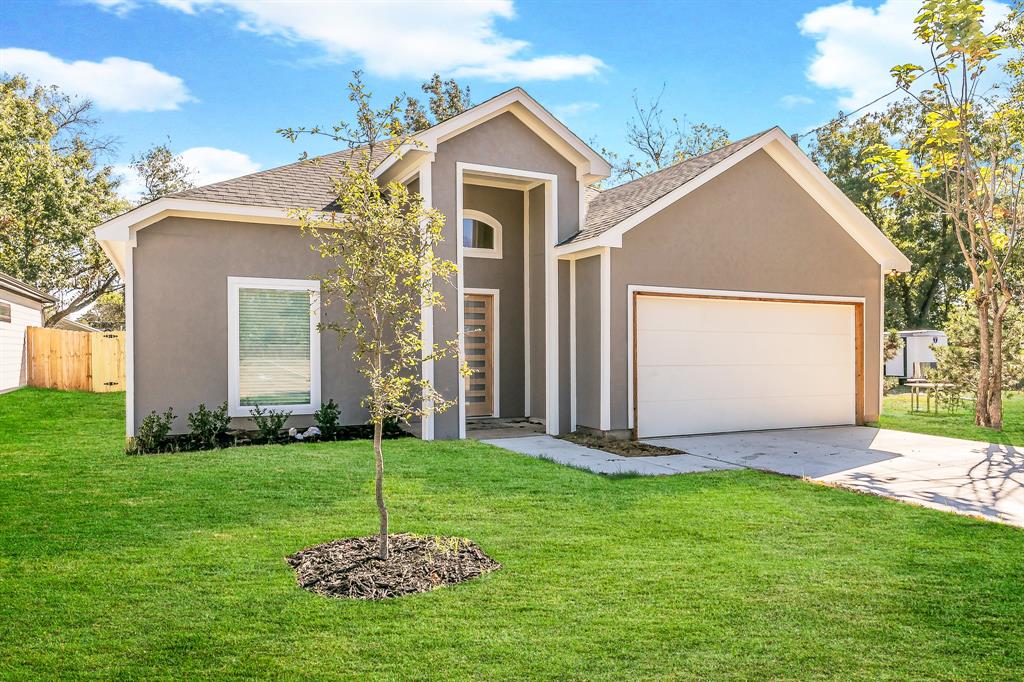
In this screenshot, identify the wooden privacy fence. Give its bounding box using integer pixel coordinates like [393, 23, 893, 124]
[26, 327, 126, 393]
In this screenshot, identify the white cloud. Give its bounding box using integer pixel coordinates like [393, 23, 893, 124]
[549, 101, 600, 118]
[779, 94, 814, 109]
[799, 0, 1010, 112]
[90, 0, 605, 81]
[113, 146, 260, 201]
[0, 48, 194, 112]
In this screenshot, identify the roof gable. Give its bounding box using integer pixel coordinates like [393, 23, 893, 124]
[562, 128, 911, 273]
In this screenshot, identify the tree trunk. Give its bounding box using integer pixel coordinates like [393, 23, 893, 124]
[975, 294, 993, 428]
[989, 305, 1005, 430]
[374, 420, 389, 560]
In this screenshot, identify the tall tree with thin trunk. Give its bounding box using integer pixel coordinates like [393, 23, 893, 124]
[866, 0, 1023, 429]
[280, 73, 461, 560]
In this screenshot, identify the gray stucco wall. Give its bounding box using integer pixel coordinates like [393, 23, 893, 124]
[573, 255, 601, 430]
[609, 149, 882, 430]
[463, 184, 525, 416]
[132, 217, 369, 433]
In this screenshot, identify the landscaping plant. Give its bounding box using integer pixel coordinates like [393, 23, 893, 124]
[130, 407, 176, 454]
[313, 399, 341, 440]
[280, 71, 463, 563]
[249, 405, 292, 443]
[186, 401, 230, 449]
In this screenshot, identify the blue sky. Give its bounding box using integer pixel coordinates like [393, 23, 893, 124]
[1, 0, 1011, 197]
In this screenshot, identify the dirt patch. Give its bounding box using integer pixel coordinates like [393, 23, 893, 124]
[558, 432, 684, 457]
[285, 533, 500, 600]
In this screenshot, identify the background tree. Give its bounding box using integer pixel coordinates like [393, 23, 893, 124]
[403, 73, 472, 132]
[79, 290, 125, 331]
[866, 0, 1023, 429]
[808, 101, 970, 329]
[0, 74, 128, 327]
[281, 73, 462, 560]
[602, 86, 731, 184]
[130, 141, 195, 203]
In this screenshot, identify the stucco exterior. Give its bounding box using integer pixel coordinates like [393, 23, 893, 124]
[607, 150, 882, 431]
[132, 217, 369, 433]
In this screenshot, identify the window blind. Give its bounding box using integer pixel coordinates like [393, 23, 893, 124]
[237, 287, 312, 406]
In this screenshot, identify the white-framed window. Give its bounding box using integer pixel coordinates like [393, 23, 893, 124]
[227, 276, 321, 418]
[463, 209, 502, 259]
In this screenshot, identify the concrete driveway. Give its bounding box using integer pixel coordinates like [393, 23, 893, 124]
[647, 427, 1024, 527]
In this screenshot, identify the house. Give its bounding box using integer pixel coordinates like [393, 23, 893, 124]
[885, 329, 948, 380]
[94, 88, 911, 441]
[0, 272, 54, 392]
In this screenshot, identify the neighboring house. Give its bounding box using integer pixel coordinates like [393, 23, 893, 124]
[55, 318, 100, 333]
[0, 272, 54, 392]
[94, 88, 911, 440]
[885, 329, 948, 380]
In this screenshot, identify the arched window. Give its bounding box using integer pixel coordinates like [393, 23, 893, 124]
[463, 210, 502, 259]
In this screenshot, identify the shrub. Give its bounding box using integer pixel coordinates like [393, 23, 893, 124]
[187, 401, 231, 449]
[314, 399, 341, 440]
[130, 408, 176, 454]
[250, 405, 292, 442]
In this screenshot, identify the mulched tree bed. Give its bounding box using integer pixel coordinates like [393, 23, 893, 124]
[285, 533, 501, 600]
[558, 431, 684, 457]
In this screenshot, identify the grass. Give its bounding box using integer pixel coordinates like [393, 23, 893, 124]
[878, 389, 1024, 446]
[2, 388, 1023, 680]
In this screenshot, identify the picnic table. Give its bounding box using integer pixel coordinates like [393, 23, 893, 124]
[906, 381, 953, 413]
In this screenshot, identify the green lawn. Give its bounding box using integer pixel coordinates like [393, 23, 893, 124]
[2, 389, 1023, 680]
[878, 390, 1024, 446]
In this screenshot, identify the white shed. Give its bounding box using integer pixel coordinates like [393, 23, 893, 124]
[885, 329, 948, 379]
[0, 273, 54, 392]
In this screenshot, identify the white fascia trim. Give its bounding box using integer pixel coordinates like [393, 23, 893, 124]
[227, 276, 322, 419]
[465, 287, 501, 418]
[569, 259, 576, 431]
[95, 199, 295, 243]
[554, 129, 912, 273]
[463, 208, 503, 260]
[418, 160, 435, 441]
[625, 285, 866, 430]
[375, 89, 610, 181]
[456, 172, 467, 438]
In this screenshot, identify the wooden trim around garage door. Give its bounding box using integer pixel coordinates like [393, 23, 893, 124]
[631, 291, 865, 439]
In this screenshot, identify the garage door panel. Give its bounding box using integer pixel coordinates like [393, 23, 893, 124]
[638, 394, 855, 438]
[635, 295, 858, 437]
[638, 363, 854, 402]
[638, 329, 854, 368]
[638, 296, 853, 335]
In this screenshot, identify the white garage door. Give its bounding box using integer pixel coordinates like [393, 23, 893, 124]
[635, 295, 858, 438]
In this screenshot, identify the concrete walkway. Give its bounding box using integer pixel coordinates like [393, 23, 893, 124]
[482, 435, 741, 476]
[485, 428, 1024, 527]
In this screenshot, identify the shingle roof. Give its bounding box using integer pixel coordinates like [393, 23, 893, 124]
[169, 144, 392, 211]
[0, 271, 55, 304]
[569, 128, 775, 243]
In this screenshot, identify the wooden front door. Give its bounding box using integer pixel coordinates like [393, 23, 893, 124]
[464, 294, 494, 417]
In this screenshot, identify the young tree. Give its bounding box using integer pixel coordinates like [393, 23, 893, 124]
[866, 0, 1023, 429]
[602, 86, 731, 183]
[808, 102, 970, 329]
[130, 141, 195, 203]
[0, 75, 129, 327]
[280, 73, 461, 560]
